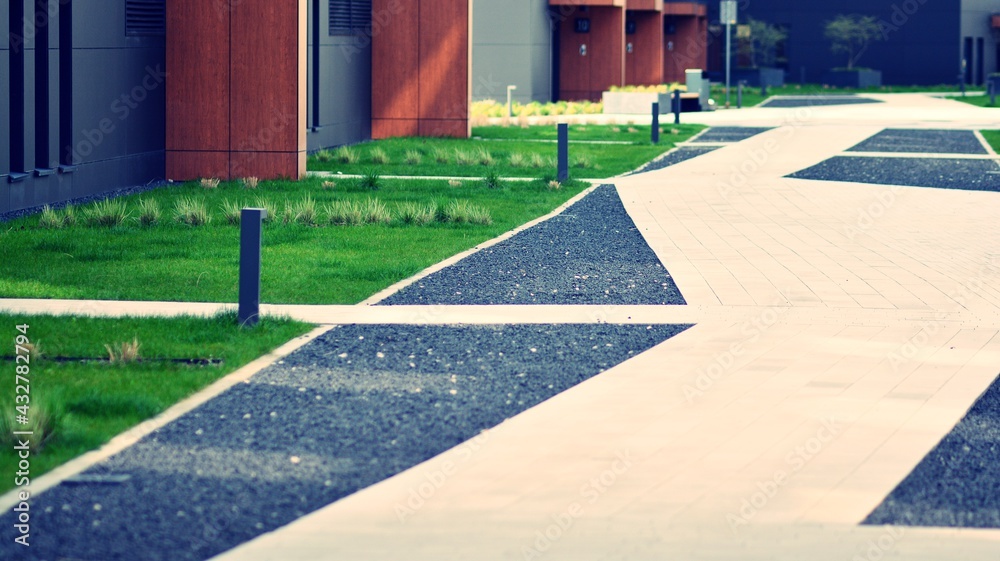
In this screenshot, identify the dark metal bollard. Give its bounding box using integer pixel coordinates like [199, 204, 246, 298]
[238, 208, 267, 327]
[557, 123, 569, 182]
[959, 73, 966, 97]
[672, 89, 681, 125]
[800, 66, 806, 85]
[651, 102, 660, 144]
[761, 83, 767, 98]
[990, 81, 996, 106]
[737, 82, 743, 109]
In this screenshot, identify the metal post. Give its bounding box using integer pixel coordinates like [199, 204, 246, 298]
[725, 22, 731, 108]
[651, 102, 660, 144]
[238, 208, 267, 327]
[990, 80, 996, 106]
[737, 81, 743, 109]
[673, 89, 681, 125]
[761, 83, 767, 98]
[506, 85, 518, 125]
[557, 123, 569, 182]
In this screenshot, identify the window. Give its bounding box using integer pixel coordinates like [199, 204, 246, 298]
[329, 0, 371, 35]
[60, 0, 74, 167]
[126, 0, 166, 36]
[36, 0, 52, 171]
[9, 0, 26, 178]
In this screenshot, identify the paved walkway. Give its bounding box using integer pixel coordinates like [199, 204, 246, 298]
[4, 94, 1000, 560]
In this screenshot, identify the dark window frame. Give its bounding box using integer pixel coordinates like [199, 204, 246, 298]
[9, 0, 27, 179]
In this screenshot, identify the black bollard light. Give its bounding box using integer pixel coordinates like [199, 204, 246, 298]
[557, 123, 568, 182]
[651, 102, 660, 144]
[238, 207, 267, 327]
[673, 89, 681, 125]
[737, 81, 743, 109]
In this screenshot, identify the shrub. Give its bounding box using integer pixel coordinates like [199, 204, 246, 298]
[321, 180, 337, 190]
[290, 195, 319, 226]
[137, 199, 161, 227]
[221, 200, 243, 225]
[396, 202, 437, 226]
[360, 197, 392, 224]
[86, 199, 131, 228]
[326, 200, 364, 226]
[242, 177, 260, 190]
[482, 167, 504, 190]
[174, 197, 211, 226]
[454, 149, 475, 166]
[105, 337, 141, 363]
[314, 150, 334, 163]
[360, 167, 381, 190]
[370, 147, 390, 165]
[508, 152, 527, 168]
[0, 400, 60, 451]
[252, 196, 275, 223]
[572, 155, 593, 169]
[404, 149, 422, 165]
[38, 205, 63, 229]
[62, 205, 78, 227]
[476, 147, 496, 166]
[443, 200, 492, 225]
[448, 179, 463, 187]
[528, 153, 547, 168]
[334, 146, 360, 164]
[432, 147, 450, 164]
[547, 180, 562, 191]
[200, 178, 220, 190]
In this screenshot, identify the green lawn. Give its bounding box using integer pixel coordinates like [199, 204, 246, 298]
[0, 313, 310, 493]
[0, 176, 589, 304]
[473, 123, 704, 144]
[711, 83, 977, 108]
[981, 130, 1000, 153]
[950, 94, 997, 108]
[309, 125, 706, 177]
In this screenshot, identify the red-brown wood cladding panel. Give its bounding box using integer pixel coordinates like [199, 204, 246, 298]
[625, 11, 663, 86]
[166, 0, 306, 180]
[625, 0, 662, 11]
[372, 0, 470, 139]
[664, 15, 706, 84]
[558, 9, 591, 100]
[589, 7, 625, 98]
[165, 0, 229, 153]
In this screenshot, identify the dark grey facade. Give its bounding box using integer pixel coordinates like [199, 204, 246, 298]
[2, 0, 372, 215]
[714, 0, 995, 86]
[472, 0, 553, 103]
[2, 0, 166, 214]
[307, 0, 372, 151]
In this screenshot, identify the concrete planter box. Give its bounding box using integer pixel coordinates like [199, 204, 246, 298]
[822, 69, 882, 88]
[601, 91, 673, 114]
[731, 67, 785, 88]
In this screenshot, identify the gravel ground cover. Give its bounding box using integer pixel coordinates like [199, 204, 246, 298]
[630, 146, 720, 175]
[689, 127, 773, 143]
[758, 95, 882, 108]
[846, 129, 987, 154]
[0, 323, 689, 561]
[379, 185, 686, 305]
[864, 374, 1000, 528]
[788, 156, 1000, 192]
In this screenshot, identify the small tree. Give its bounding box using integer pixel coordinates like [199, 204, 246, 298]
[825, 15, 882, 70]
[740, 18, 787, 68]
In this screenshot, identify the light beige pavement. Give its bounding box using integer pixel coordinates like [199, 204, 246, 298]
[3, 94, 1000, 560]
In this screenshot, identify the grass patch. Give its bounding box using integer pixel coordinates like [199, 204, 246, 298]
[308, 124, 706, 178]
[951, 95, 996, 108]
[0, 313, 310, 494]
[981, 130, 1000, 153]
[0, 176, 592, 304]
[710, 83, 977, 108]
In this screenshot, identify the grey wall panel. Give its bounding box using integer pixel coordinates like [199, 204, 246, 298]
[122, 47, 167, 156]
[70, 48, 128, 165]
[307, 40, 372, 151]
[472, 0, 552, 101]
[74, 0, 127, 49]
[961, 0, 998, 79]
[1, 3, 8, 51]
[45, 49, 60, 169]
[22, 51, 36, 173]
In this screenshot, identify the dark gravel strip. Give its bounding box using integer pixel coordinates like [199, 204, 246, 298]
[630, 146, 720, 175]
[846, 129, 987, 154]
[788, 157, 1000, 192]
[379, 184, 686, 305]
[758, 96, 881, 108]
[0, 323, 689, 561]
[690, 127, 773, 143]
[863, 373, 1000, 528]
[0, 179, 173, 223]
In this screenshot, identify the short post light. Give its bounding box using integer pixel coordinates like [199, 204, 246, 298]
[238, 208, 267, 328]
[651, 102, 660, 144]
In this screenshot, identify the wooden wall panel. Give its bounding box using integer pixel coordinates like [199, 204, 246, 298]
[165, 151, 229, 182]
[373, 0, 469, 138]
[590, 7, 624, 97]
[418, 0, 469, 131]
[558, 8, 592, 100]
[665, 15, 706, 83]
[372, 0, 419, 124]
[165, 0, 229, 153]
[625, 11, 663, 85]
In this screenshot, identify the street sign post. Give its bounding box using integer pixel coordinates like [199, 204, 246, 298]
[721, 1, 737, 108]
